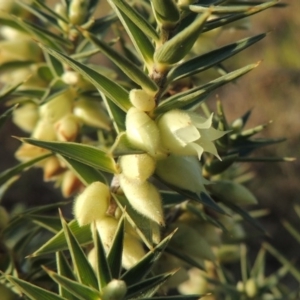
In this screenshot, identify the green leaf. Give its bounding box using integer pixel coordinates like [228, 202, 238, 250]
[0, 105, 15, 130]
[154, 11, 211, 65]
[43, 50, 64, 78]
[0, 81, 25, 103]
[61, 156, 107, 186]
[83, 30, 158, 94]
[167, 33, 266, 82]
[151, 0, 180, 26]
[125, 272, 174, 299]
[160, 190, 186, 206]
[100, 93, 126, 134]
[155, 175, 225, 214]
[155, 62, 259, 114]
[113, 194, 154, 249]
[108, 0, 154, 68]
[107, 217, 125, 279]
[109, 0, 159, 41]
[5, 275, 66, 300]
[143, 296, 204, 300]
[110, 132, 144, 157]
[31, 219, 92, 256]
[91, 223, 112, 290]
[223, 201, 265, 233]
[39, 44, 131, 111]
[21, 139, 118, 174]
[60, 215, 98, 289]
[203, 0, 278, 32]
[44, 268, 101, 300]
[263, 242, 300, 282]
[282, 220, 300, 244]
[0, 154, 51, 187]
[29, 215, 62, 233]
[121, 231, 175, 286]
[56, 252, 77, 300]
[203, 154, 239, 176]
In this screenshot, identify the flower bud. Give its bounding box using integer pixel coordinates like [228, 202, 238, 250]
[55, 114, 80, 142]
[96, 217, 119, 251]
[68, 0, 90, 25]
[119, 175, 164, 225]
[179, 268, 209, 295]
[73, 98, 111, 130]
[61, 170, 83, 197]
[245, 278, 257, 298]
[102, 279, 127, 300]
[122, 234, 146, 269]
[155, 155, 209, 196]
[43, 156, 65, 181]
[129, 89, 155, 112]
[55, 3, 69, 32]
[39, 90, 74, 124]
[126, 107, 160, 156]
[74, 181, 110, 226]
[13, 102, 39, 133]
[119, 154, 156, 183]
[216, 245, 240, 263]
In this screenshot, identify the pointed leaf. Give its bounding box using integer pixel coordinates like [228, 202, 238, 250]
[0, 154, 51, 186]
[121, 231, 175, 286]
[108, 0, 154, 68]
[107, 217, 125, 279]
[21, 139, 118, 174]
[82, 30, 158, 93]
[282, 220, 300, 244]
[154, 11, 211, 65]
[60, 215, 98, 289]
[5, 275, 66, 300]
[110, 132, 144, 157]
[263, 242, 300, 282]
[156, 63, 259, 114]
[0, 81, 25, 102]
[29, 215, 62, 233]
[44, 268, 101, 300]
[167, 33, 266, 82]
[100, 92, 126, 134]
[56, 252, 77, 300]
[31, 220, 92, 256]
[223, 201, 265, 233]
[91, 223, 112, 290]
[113, 194, 154, 249]
[61, 156, 107, 186]
[125, 272, 174, 299]
[0, 105, 15, 130]
[39, 44, 131, 111]
[109, 0, 159, 41]
[203, 0, 278, 32]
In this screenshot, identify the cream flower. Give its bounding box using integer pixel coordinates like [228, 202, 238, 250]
[157, 109, 226, 159]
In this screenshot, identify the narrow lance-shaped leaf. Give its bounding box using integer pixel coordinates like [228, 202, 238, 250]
[21, 138, 118, 174]
[30, 219, 92, 256]
[203, 0, 279, 32]
[109, 0, 159, 41]
[92, 223, 112, 290]
[83, 30, 158, 94]
[107, 216, 125, 279]
[154, 10, 211, 65]
[44, 268, 102, 300]
[56, 252, 77, 300]
[121, 230, 175, 286]
[5, 275, 66, 300]
[155, 62, 259, 114]
[167, 33, 266, 83]
[60, 213, 98, 289]
[0, 154, 51, 186]
[39, 43, 131, 112]
[0, 105, 16, 130]
[108, 0, 154, 69]
[61, 156, 107, 186]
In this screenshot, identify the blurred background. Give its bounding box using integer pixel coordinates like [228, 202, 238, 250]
[0, 0, 299, 281]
